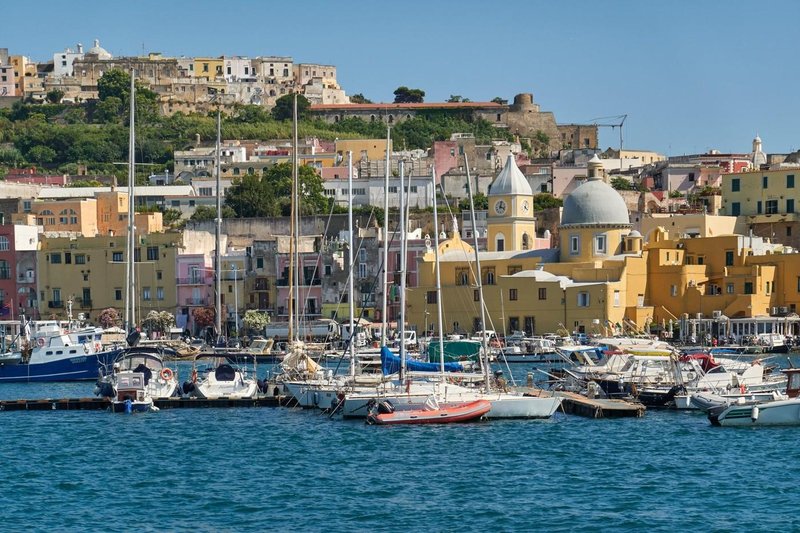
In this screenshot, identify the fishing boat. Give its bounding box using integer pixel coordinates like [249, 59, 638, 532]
[366, 397, 491, 425]
[0, 319, 120, 383]
[708, 368, 800, 426]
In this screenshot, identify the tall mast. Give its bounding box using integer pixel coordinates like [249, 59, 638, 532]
[288, 93, 300, 342]
[431, 166, 445, 378]
[125, 68, 136, 331]
[381, 126, 390, 346]
[398, 160, 407, 380]
[347, 151, 355, 379]
[464, 154, 492, 389]
[214, 108, 222, 341]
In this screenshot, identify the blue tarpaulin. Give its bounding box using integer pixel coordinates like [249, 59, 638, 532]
[380, 346, 464, 375]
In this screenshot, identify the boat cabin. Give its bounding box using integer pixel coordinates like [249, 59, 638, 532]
[115, 372, 147, 402]
[783, 368, 800, 399]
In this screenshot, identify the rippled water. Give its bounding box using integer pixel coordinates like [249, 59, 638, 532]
[1, 366, 799, 532]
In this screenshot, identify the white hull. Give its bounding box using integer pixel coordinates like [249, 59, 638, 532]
[712, 397, 800, 426]
[675, 390, 781, 410]
[283, 380, 344, 409]
[195, 378, 258, 399]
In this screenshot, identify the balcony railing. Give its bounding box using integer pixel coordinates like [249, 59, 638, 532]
[177, 277, 207, 285]
[276, 278, 321, 287]
[48, 301, 64, 309]
[77, 298, 92, 308]
[17, 275, 35, 284]
[254, 279, 269, 291]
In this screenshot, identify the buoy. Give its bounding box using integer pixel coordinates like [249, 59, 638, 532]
[751, 405, 759, 422]
[125, 399, 133, 414]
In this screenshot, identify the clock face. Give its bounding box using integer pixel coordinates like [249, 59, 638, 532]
[522, 200, 530, 213]
[494, 200, 507, 215]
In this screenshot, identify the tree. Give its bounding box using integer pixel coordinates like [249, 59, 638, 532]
[142, 310, 175, 335]
[233, 104, 270, 123]
[190, 205, 236, 221]
[491, 97, 508, 105]
[27, 145, 57, 166]
[46, 89, 65, 104]
[224, 163, 330, 218]
[98, 308, 122, 329]
[611, 177, 634, 191]
[458, 192, 488, 211]
[242, 310, 270, 334]
[349, 93, 372, 104]
[96, 69, 158, 122]
[94, 96, 122, 123]
[393, 86, 425, 103]
[192, 307, 216, 329]
[533, 193, 563, 210]
[162, 207, 182, 225]
[69, 179, 104, 187]
[271, 93, 310, 121]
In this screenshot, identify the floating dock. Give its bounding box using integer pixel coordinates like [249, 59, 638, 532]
[552, 391, 646, 418]
[0, 396, 291, 412]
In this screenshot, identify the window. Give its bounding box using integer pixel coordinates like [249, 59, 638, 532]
[359, 249, 367, 262]
[147, 246, 159, 261]
[570, 235, 580, 255]
[744, 282, 754, 294]
[762, 176, 768, 189]
[473, 290, 480, 302]
[426, 291, 437, 304]
[52, 288, 61, 303]
[731, 178, 740, 192]
[671, 285, 678, 297]
[508, 265, 522, 275]
[359, 263, 367, 278]
[112, 251, 123, 262]
[50, 253, 61, 264]
[114, 288, 122, 301]
[75, 254, 86, 264]
[766, 200, 778, 215]
[697, 256, 705, 265]
[522, 233, 530, 250]
[257, 257, 265, 269]
[613, 290, 620, 307]
[496, 238, 504, 252]
[788, 227, 793, 237]
[757, 201, 762, 214]
[788, 199, 795, 213]
[509, 288, 518, 301]
[156, 271, 162, 280]
[456, 268, 469, 286]
[725, 251, 734, 266]
[388, 186, 398, 193]
[726, 283, 734, 294]
[766, 281, 772, 295]
[788, 174, 795, 188]
[731, 202, 740, 216]
[485, 269, 495, 285]
[0, 236, 8, 251]
[142, 287, 151, 301]
[538, 288, 546, 300]
[594, 234, 607, 255]
[577, 292, 590, 307]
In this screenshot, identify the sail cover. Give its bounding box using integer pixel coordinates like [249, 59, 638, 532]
[380, 346, 463, 375]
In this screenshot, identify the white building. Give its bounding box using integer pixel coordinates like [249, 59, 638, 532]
[322, 176, 435, 210]
[223, 57, 255, 81]
[52, 43, 85, 78]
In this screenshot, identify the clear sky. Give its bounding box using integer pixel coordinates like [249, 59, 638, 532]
[5, 0, 800, 156]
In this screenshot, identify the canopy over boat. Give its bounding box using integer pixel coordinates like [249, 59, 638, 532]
[380, 346, 463, 375]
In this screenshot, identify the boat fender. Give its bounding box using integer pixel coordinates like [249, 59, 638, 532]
[377, 400, 395, 414]
[751, 405, 759, 422]
[182, 381, 196, 395]
[273, 386, 281, 397]
[37, 338, 45, 348]
[313, 392, 319, 406]
[125, 399, 133, 414]
[191, 368, 198, 383]
[740, 383, 746, 394]
[686, 372, 696, 381]
[160, 368, 174, 381]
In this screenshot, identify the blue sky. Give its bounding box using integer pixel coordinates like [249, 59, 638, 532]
[5, 0, 799, 156]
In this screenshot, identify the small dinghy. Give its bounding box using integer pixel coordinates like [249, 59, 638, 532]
[366, 397, 491, 425]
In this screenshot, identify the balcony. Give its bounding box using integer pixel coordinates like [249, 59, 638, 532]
[276, 278, 321, 287]
[185, 297, 209, 306]
[177, 277, 207, 285]
[48, 301, 64, 309]
[77, 298, 92, 308]
[254, 278, 269, 291]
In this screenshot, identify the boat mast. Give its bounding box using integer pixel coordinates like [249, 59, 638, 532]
[293, 94, 301, 342]
[288, 94, 297, 343]
[381, 126, 390, 346]
[431, 166, 446, 378]
[347, 151, 356, 379]
[398, 160, 406, 381]
[214, 108, 222, 343]
[125, 68, 136, 332]
[464, 154, 492, 389]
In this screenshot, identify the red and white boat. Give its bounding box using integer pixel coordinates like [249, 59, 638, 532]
[367, 398, 491, 425]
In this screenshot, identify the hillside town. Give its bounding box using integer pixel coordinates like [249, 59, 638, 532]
[1, 41, 799, 346]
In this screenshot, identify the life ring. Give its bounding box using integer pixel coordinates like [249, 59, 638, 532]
[37, 338, 45, 348]
[740, 383, 746, 394]
[160, 368, 174, 381]
[95, 342, 102, 352]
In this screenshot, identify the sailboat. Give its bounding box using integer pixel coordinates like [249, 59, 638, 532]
[99, 69, 177, 412]
[185, 105, 258, 399]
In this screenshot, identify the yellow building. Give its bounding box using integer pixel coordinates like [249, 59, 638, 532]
[334, 139, 393, 163]
[721, 167, 798, 218]
[620, 149, 665, 165]
[193, 57, 224, 81]
[37, 232, 181, 322]
[486, 155, 536, 252]
[26, 199, 99, 236]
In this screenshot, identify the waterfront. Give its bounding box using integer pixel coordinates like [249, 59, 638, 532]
[1, 377, 799, 532]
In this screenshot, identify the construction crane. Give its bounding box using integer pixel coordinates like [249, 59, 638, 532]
[589, 114, 627, 162]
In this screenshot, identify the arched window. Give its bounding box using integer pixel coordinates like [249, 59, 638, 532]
[370, 115, 376, 122]
[495, 232, 505, 252]
[388, 115, 393, 123]
[522, 233, 530, 250]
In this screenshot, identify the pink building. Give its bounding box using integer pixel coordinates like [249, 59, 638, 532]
[5, 168, 68, 186]
[275, 252, 323, 319]
[0, 224, 38, 319]
[175, 254, 213, 333]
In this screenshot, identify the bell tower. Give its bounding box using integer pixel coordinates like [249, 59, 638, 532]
[486, 155, 536, 252]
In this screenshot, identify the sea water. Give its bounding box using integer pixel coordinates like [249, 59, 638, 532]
[1, 363, 799, 532]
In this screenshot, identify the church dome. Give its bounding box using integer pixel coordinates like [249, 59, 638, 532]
[88, 39, 112, 59]
[489, 155, 532, 196]
[561, 177, 631, 226]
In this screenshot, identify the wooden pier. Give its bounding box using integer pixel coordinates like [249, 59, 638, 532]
[0, 396, 291, 412]
[553, 391, 646, 418]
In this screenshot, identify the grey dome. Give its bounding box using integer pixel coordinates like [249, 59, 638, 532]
[88, 39, 112, 59]
[561, 178, 631, 226]
[489, 155, 532, 196]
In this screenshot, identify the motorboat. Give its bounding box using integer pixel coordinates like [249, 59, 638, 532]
[108, 371, 157, 413]
[366, 397, 491, 425]
[96, 350, 179, 401]
[708, 368, 800, 426]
